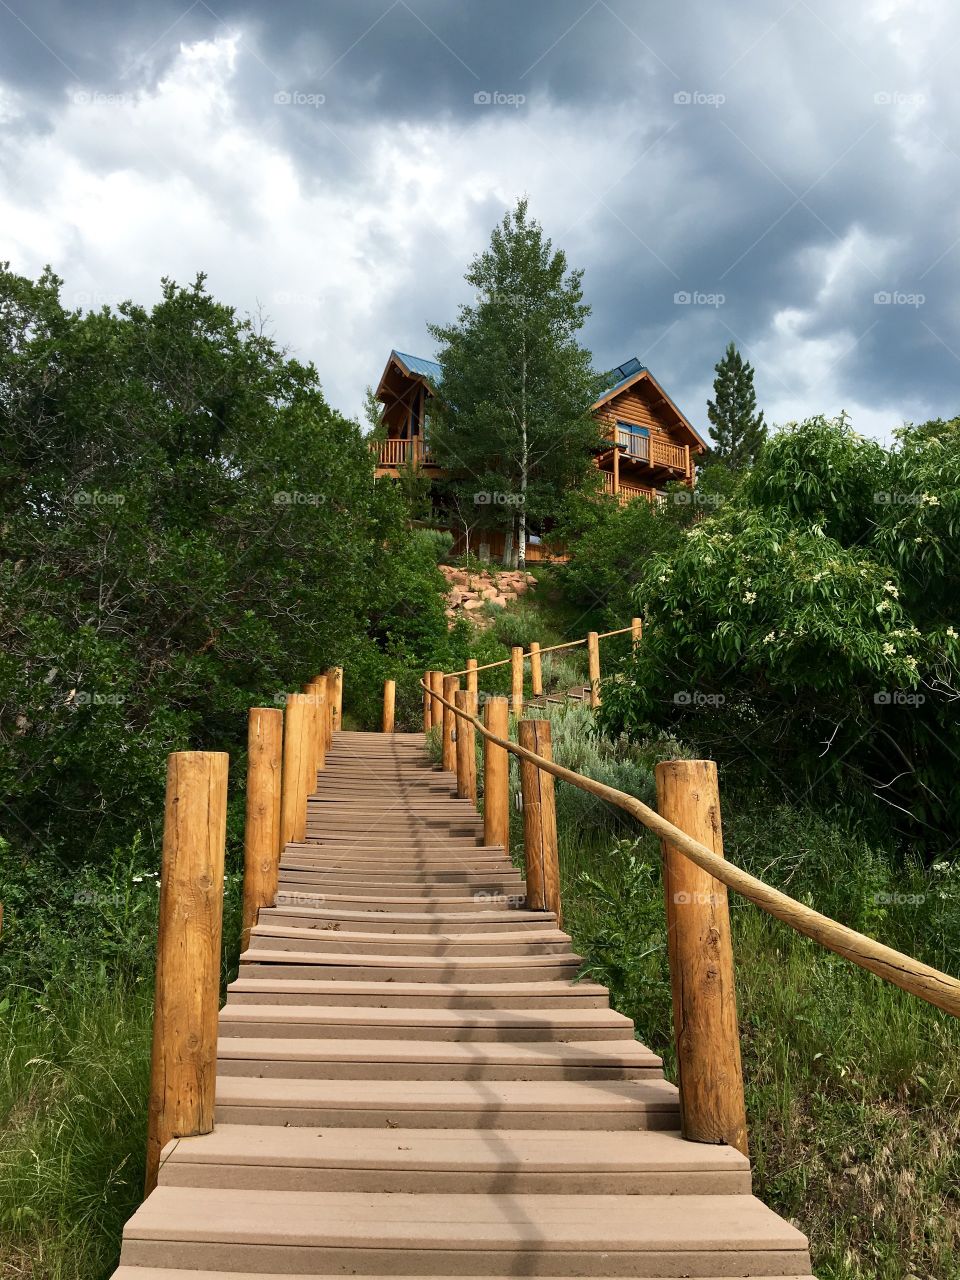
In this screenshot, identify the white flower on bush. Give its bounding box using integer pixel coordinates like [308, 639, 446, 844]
[762, 631, 777, 644]
[883, 580, 899, 598]
[742, 590, 757, 604]
[947, 627, 958, 639]
[882, 642, 896, 655]
[921, 493, 940, 506]
[877, 599, 892, 612]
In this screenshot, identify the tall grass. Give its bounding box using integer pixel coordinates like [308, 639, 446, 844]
[526, 700, 960, 1280]
[0, 852, 244, 1279]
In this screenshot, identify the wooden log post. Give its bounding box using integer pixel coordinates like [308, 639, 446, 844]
[145, 751, 229, 1195]
[655, 759, 748, 1157]
[454, 689, 477, 804]
[482, 696, 510, 854]
[382, 679, 396, 733]
[428, 670, 444, 730]
[529, 641, 543, 697]
[279, 692, 311, 849]
[587, 631, 601, 708]
[441, 675, 460, 774]
[632, 617, 643, 650]
[511, 645, 524, 716]
[422, 671, 432, 733]
[517, 720, 561, 923]
[330, 666, 344, 733]
[314, 673, 331, 753]
[466, 658, 478, 698]
[240, 707, 283, 952]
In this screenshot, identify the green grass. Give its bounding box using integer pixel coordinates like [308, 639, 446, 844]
[0, 854, 244, 1279]
[0, 982, 151, 1279]
[522, 701, 960, 1280]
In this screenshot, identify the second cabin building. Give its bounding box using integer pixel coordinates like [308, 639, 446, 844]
[371, 351, 707, 559]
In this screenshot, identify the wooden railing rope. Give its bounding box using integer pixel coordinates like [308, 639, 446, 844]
[447, 622, 638, 678]
[421, 676, 960, 1020]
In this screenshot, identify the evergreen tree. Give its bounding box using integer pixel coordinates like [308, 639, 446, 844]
[706, 342, 767, 468]
[427, 199, 602, 567]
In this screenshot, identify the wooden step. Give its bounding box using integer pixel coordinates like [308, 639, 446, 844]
[273, 891, 528, 912]
[119, 1187, 811, 1275]
[257, 906, 556, 933]
[216, 1036, 662, 1080]
[226, 978, 611, 1008]
[115, 1271, 815, 1280]
[247, 925, 574, 956]
[217, 1004, 633, 1041]
[158, 1125, 751, 1194]
[214, 1076, 682, 1129]
[238, 952, 581, 982]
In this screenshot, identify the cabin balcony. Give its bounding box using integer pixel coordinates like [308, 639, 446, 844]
[610, 424, 691, 477]
[370, 436, 442, 475]
[600, 472, 667, 507]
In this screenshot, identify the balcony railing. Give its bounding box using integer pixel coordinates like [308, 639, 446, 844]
[371, 438, 436, 468]
[601, 473, 664, 506]
[615, 427, 650, 460]
[611, 427, 688, 474]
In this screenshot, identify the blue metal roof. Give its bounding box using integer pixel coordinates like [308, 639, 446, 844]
[394, 350, 443, 385]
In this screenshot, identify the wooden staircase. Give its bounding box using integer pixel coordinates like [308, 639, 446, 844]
[113, 729, 814, 1279]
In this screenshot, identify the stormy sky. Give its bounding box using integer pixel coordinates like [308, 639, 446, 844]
[1, 0, 957, 440]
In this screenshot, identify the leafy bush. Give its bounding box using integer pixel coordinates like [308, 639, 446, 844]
[596, 415, 960, 849]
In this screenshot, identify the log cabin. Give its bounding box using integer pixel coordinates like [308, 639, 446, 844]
[371, 350, 707, 559]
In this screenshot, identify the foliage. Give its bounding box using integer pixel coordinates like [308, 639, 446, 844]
[427, 199, 603, 566]
[706, 341, 767, 468]
[596, 415, 960, 848]
[0, 264, 454, 905]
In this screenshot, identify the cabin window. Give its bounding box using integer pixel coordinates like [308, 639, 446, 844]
[616, 421, 649, 459]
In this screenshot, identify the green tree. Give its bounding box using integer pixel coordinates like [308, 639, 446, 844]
[706, 341, 767, 468]
[427, 199, 602, 567]
[0, 264, 456, 871]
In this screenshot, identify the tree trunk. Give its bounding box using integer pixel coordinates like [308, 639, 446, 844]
[518, 351, 528, 570]
[501, 522, 514, 567]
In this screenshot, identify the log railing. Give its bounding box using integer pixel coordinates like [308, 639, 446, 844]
[144, 664, 343, 1193]
[420, 655, 960, 1152]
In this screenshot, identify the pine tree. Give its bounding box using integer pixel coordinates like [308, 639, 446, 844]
[706, 342, 767, 469]
[427, 199, 602, 567]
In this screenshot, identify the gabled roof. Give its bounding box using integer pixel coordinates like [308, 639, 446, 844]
[592, 356, 708, 452]
[393, 350, 443, 385]
[377, 347, 707, 452]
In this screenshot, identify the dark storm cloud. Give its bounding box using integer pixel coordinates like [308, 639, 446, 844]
[2, 0, 958, 429]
